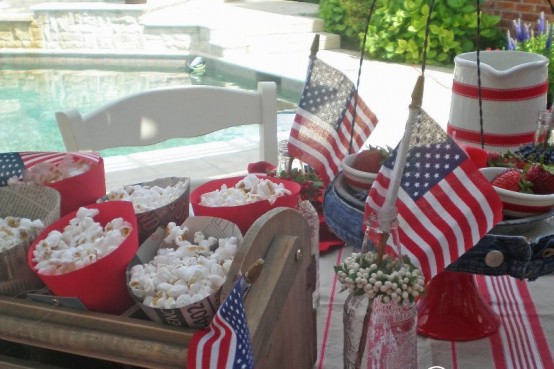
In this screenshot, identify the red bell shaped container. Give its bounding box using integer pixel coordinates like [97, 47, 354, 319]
[417, 270, 500, 341]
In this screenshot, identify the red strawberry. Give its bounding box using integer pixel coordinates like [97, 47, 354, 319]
[487, 150, 527, 169]
[486, 151, 503, 166]
[491, 169, 532, 193]
[524, 163, 554, 194]
[352, 146, 390, 173]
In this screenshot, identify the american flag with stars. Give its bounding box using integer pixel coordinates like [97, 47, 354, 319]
[0, 152, 101, 187]
[364, 111, 503, 280]
[188, 276, 254, 369]
[288, 58, 378, 186]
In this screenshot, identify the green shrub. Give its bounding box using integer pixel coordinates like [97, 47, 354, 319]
[320, 0, 504, 66]
[319, 0, 356, 39]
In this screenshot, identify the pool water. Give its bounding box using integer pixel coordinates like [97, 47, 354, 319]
[0, 64, 297, 156]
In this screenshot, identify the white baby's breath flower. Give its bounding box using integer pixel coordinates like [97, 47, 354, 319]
[334, 251, 425, 304]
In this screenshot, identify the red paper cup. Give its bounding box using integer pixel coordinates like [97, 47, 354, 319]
[46, 155, 106, 216]
[190, 175, 301, 234]
[28, 201, 138, 315]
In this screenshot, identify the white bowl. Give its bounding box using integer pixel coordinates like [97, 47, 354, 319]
[479, 167, 554, 218]
[340, 153, 378, 192]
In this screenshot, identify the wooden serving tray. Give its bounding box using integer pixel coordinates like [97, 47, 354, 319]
[0, 207, 316, 369]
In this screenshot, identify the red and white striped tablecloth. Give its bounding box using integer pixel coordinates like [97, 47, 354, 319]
[316, 246, 554, 369]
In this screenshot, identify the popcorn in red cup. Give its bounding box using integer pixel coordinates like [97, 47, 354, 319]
[5, 152, 106, 216]
[190, 174, 301, 234]
[28, 201, 138, 314]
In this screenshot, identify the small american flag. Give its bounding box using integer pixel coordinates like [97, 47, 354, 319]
[288, 58, 378, 186]
[0, 152, 101, 186]
[188, 277, 254, 369]
[364, 111, 503, 280]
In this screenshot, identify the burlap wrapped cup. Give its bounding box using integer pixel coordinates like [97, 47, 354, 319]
[98, 177, 190, 243]
[0, 184, 60, 297]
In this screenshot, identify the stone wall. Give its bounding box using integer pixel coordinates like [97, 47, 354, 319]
[0, 3, 199, 51]
[0, 17, 43, 48]
[38, 10, 147, 50]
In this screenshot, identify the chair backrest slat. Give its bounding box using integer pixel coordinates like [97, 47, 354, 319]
[56, 81, 279, 165]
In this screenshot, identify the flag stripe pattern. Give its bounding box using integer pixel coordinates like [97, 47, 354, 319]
[288, 58, 378, 186]
[476, 275, 554, 369]
[365, 112, 503, 280]
[188, 277, 254, 369]
[0, 151, 101, 186]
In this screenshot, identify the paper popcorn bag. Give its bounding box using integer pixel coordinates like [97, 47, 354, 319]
[127, 216, 242, 328]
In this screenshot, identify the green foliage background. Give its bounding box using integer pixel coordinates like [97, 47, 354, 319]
[319, 0, 504, 66]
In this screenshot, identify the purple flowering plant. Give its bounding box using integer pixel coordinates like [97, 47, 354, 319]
[507, 12, 554, 104]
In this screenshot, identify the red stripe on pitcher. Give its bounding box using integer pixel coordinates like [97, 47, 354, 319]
[446, 124, 535, 147]
[452, 81, 548, 101]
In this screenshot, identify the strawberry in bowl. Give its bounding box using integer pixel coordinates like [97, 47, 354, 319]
[480, 166, 554, 218]
[525, 163, 554, 194]
[340, 146, 390, 192]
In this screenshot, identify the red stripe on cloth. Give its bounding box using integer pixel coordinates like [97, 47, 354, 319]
[452, 80, 548, 101]
[515, 277, 554, 368]
[476, 275, 554, 369]
[478, 280, 507, 369]
[493, 277, 529, 369]
[447, 124, 536, 147]
[317, 247, 344, 369]
[500, 277, 553, 369]
[450, 341, 459, 369]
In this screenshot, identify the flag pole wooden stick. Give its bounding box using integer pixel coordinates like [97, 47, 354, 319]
[354, 77, 425, 369]
[379, 75, 425, 235]
[239, 258, 265, 296]
[374, 75, 424, 269]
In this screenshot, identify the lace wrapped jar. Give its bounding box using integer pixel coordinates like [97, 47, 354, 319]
[336, 208, 424, 369]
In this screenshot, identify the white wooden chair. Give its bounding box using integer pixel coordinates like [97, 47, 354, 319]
[55, 81, 279, 165]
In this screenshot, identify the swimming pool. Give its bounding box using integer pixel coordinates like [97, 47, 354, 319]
[0, 62, 298, 156]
